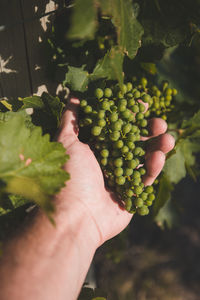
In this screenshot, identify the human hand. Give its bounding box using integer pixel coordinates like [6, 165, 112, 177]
[56, 98, 175, 247]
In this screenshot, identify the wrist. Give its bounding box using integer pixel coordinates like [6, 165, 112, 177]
[53, 193, 101, 251]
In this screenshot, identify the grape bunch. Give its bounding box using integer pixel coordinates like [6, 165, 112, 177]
[79, 82, 156, 216]
[135, 77, 177, 121]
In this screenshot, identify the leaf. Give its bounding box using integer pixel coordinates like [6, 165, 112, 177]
[91, 46, 124, 87]
[67, 0, 97, 40]
[153, 174, 174, 217]
[99, 0, 144, 59]
[154, 199, 178, 229]
[0, 113, 69, 215]
[21, 96, 44, 109]
[63, 65, 89, 92]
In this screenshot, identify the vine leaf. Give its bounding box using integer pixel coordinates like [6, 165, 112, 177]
[153, 174, 174, 217]
[63, 65, 89, 92]
[91, 46, 124, 87]
[0, 113, 69, 217]
[99, 0, 144, 59]
[67, 0, 97, 40]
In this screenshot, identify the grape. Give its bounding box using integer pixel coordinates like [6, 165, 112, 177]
[95, 88, 104, 99]
[104, 88, 112, 98]
[137, 205, 149, 216]
[101, 149, 109, 158]
[91, 126, 102, 136]
[114, 167, 123, 177]
[79, 79, 162, 216]
[116, 176, 126, 185]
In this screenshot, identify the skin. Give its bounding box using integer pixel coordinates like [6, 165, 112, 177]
[0, 98, 175, 300]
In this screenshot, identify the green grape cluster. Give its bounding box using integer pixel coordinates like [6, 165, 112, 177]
[135, 77, 177, 121]
[79, 82, 156, 216]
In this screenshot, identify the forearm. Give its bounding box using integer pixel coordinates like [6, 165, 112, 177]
[0, 198, 99, 300]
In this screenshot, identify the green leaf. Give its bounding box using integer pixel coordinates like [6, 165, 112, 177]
[154, 199, 178, 229]
[63, 65, 89, 92]
[0, 113, 69, 215]
[99, 0, 144, 59]
[153, 174, 174, 217]
[67, 0, 97, 40]
[21, 96, 44, 109]
[91, 47, 124, 87]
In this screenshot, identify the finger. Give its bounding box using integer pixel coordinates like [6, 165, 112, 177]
[143, 150, 165, 186]
[57, 98, 80, 146]
[147, 133, 175, 154]
[147, 118, 167, 137]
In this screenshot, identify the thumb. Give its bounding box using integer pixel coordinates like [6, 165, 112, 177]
[56, 97, 80, 147]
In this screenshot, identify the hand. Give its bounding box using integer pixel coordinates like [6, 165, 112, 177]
[56, 98, 175, 247]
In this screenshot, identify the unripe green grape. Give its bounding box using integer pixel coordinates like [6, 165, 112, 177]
[121, 145, 129, 153]
[140, 77, 148, 88]
[125, 152, 133, 160]
[125, 198, 132, 211]
[141, 192, 148, 201]
[126, 189, 134, 197]
[116, 176, 126, 185]
[132, 105, 139, 113]
[114, 167, 123, 177]
[117, 91, 124, 98]
[118, 98, 127, 106]
[135, 186, 143, 195]
[165, 88, 172, 96]
[126, 141, 135, 150]
[84, 118, 93, 126]
[155, 90, 161, 97]
[100, 149, 109, 158]
[104, 88, 112, 98]
[114, 140, 124, 149]
[147, 193, 155, 201]
[137, 205, 149, 216]
[132, 177, 141, 186]
[95, 88, 104, 99]
[110, 105, 118, 112]
[80, 99, 87, 107]
[139, 167, 146, 175]
[165, 95, 172, 102]
[144, 111, 150, 118]
[128, 114, 135, 122]
[84, 105, 92, 114]
[111, 121, 122, 131]
[136, 112, 144, 121]
[145, 186, 154, 194]
[126, 82, 133, 92]
[133, 90, 141, 99]
[134, 147, 142, 156]
[101, 157, 107, 166]
[139, 103, 146, 112]
[145, 199, 153, 206]
[118, 104, 126, 112]
[154, 102, 160, 109]
[124, 168, 133, 176]
[114, 157, 123, 167]
[132, 170, 140, 178]
[127, 133, 136, 142]
[162, 115, 167, 120]
[101, 100, 110, 110]
[165, 101, 171, 107]
[91, 126, 102, 136]
[122, 123, 132, 134]
[97, 131, 106, 141]
[128, 159, 137, 169]
[121, 109, 131, 119]
[109, 112, 118, 122]
[141, 94, 151, 103]
[141, 129, 149, 136]
[139, 119, 148, 127]
[134, 197, 143, 208]
[98, 119, 106, 127]
[109, 131, 120, 141]
[161, 80, 169, 91]
[98, 110, 106, 119]
[126, 93, 133, 99]
[131, 125, 138, 133]
[121, 84, 127, 94]
[128, 98, 135, 107]
[172, 88, 177, 96]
